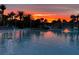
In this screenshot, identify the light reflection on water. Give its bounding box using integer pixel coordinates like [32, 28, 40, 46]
[0, 29, 79, 54]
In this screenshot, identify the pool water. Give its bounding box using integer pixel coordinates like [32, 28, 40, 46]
[0, 29, 79, 55]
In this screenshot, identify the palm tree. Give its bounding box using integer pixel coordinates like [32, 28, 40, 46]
[0, 4, 6, 15]
[8, 11, 16, 20]
[70, 15, 76, 21]
[8, 11, 16, 27]
[70, 15, 77, 28]
[27, 14, 33, 28]
[40, 18, 44, 22]
[16, 11, 24, 28]
[23, 14, 33, 28]
[77, 14, 79, 21]
[0, 4, 6, 25]
[18, 11, 24, 21]
[76, 14, 79, 28]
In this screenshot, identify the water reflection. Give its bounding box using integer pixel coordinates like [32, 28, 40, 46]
[0, 29, 79, 54]
[63, 28, 70, 33]
[41, 31, 55, 39]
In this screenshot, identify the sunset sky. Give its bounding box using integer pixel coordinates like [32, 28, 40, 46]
[4, 4, 79, 23]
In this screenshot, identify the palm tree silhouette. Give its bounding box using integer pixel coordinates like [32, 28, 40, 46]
[76, 14, 79, 28]
[0, 4, 6, 15]
[18, 11, 24, 21]
[0, 4, 6, 25]
[8, 11, 16, 20]
[77, 14, 79, 21]
[70, 15, 76, 21]
[70, 15, 77, 28]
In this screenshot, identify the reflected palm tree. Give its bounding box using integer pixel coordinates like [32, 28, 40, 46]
[69, 32, 79, 48]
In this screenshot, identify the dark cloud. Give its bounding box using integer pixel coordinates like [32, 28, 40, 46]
[5, 4, 79, 15]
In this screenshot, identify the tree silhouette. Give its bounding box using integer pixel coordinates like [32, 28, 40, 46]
[57, 18, 62, 29]
[18, 11, 24, 21]
[62, 19, 68, 28]
[0, 4, 6, 15]
[0, 4, 6, 26]
[77, 14, 79, 21]
[70, 15, 76, 21]
[8, 11, 16, 20]
[23, 14, 33, 28]
[76, 14, 79, 28]
[70, 15, 77, 28]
